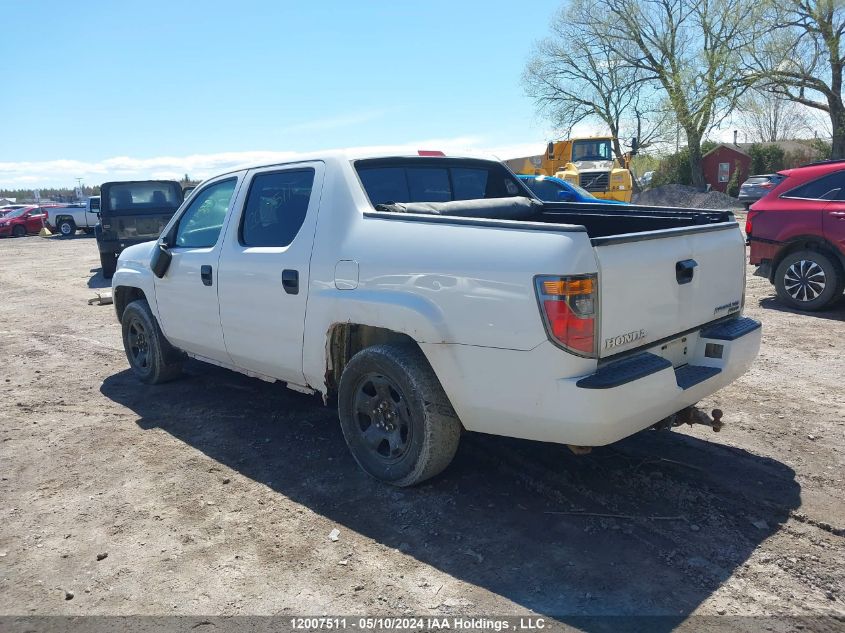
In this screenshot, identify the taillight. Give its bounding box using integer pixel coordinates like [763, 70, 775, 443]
[745, 210, 759, 236]
[535, 274, 598, 357]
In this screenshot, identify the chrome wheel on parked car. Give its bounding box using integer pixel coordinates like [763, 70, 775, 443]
[775, 250, 842, 311]
[783, 259, 826, 302]
[58, 220, 75, 236]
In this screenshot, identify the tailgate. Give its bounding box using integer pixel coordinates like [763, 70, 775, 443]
[594, 224, 745, 358]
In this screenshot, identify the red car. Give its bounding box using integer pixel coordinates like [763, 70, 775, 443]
[748, 160, 845, 311]
[0, 205, 57, 237]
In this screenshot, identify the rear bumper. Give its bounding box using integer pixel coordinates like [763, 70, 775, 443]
[748, 236, 780, 266]
[422, 316, 761, 447]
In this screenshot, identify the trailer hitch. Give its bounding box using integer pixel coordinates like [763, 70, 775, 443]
[654, 407, 724, 433]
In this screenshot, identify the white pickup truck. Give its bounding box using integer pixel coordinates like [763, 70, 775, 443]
[111, 150, 761, 485]
[47, 196, 100, 236]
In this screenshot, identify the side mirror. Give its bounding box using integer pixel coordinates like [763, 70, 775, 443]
[557, 189, 576, 202]
[150, 241, 173, 278]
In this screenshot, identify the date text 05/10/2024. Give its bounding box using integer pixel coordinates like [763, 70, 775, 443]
[289, 617, 547, 631]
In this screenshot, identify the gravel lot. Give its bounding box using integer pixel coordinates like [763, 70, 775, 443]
[1, 231, 843, 626]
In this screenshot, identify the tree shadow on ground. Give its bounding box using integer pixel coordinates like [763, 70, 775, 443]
[101, 362, 800, 631]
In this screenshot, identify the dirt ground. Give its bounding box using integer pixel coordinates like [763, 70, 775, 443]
[1, 229, 844, 627]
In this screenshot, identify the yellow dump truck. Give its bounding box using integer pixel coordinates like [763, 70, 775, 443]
[505, 137, 634, 203]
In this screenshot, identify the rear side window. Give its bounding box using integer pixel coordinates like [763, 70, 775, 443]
[356, 159, 523, 206]
[241, 169, 315, 247]
[782, 171, 845, 201]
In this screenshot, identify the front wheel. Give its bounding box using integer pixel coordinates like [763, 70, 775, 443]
[774, 250, 843, 311]
[121, 299, 184, 384]
[337, 344, 461, 486]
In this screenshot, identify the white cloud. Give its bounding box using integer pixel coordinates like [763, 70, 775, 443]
[0, 137, 548, 188]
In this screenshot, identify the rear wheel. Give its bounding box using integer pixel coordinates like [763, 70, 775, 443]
[100, 252, 117, 279]
[121, 299, 184, 384]
[12, 225, 25, 237]
[774, 250, 842, 311]
[337, 344, 461, 486]
[58, 219, 75, 236]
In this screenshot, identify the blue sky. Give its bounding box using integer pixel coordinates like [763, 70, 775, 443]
[1, 0, 572, 187]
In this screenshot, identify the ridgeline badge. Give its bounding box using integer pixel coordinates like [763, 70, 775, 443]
[604, 328, 647, 350]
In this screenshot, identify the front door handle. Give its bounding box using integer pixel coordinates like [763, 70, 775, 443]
[200, 265, 213, 286]
[830, 211, 845, 218]
[676, 259, 698, 285]
[282, 269, 299, 295]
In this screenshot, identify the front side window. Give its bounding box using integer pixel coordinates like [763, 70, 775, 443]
[240, 169, 315, 247]
[174, 178, 237, 248]
[782, 171, 845, 201]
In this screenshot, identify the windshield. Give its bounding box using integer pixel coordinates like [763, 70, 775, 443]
[3, 207, 33, 219]
[572, 139, 612, 162]
[567, 181, 597, 199]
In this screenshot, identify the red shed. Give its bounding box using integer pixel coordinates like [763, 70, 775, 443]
[702, 144, 751, 193]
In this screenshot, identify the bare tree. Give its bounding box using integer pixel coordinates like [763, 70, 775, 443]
[523, 7, 669, 162]
[564, 0, 764, 187]
[738, 90, 815, 142]
[749, 0, 845, 158]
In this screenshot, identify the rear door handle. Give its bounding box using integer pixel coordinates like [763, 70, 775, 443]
[200, 265, 213, 286]
[830, 211, 845, 217]
[676, 259, 698, 285]
[282, 269, 299, 295]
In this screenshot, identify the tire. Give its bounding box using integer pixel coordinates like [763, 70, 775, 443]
[12, 225, 26, 238]
[337, 343, 461, 487]
[100, 252, 117, 279]
[121, 299, 184, 384]
[58, 219, 76, 236]
[774, 250, 843, 311]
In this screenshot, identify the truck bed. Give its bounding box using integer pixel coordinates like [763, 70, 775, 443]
[535, 202, 735, 239]
[374, 197, 736, 239]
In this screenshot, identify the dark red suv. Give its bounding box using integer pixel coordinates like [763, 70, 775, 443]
[747, 160, 845, 311]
